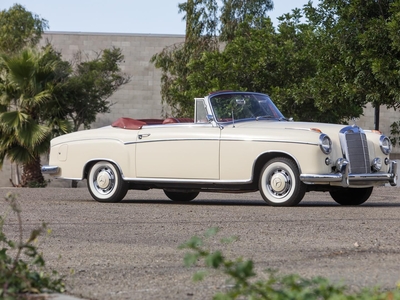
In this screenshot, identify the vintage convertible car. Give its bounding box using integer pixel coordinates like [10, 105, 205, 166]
[42, 91, 397, 206]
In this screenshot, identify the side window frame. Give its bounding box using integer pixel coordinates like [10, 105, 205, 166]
[194, 98, 209, 123]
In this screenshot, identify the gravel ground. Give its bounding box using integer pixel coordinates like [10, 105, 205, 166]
[0, 186, 399, 300]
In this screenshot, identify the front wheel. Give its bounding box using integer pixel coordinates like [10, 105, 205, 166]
[87, 161, 128, 203]
[259, 157, 306, 206]
[329, 187, 373, 205]
[164, 190, 199, 202]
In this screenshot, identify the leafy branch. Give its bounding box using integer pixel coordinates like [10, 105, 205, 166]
[0, 193, 65, 299]
[180, 228, 400, 300]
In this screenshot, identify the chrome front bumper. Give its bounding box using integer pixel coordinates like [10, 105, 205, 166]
[300, 160, 397, 187]
[41, 165, 59, 174]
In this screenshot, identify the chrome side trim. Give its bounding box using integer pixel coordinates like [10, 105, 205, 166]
[51, 137, 125, 147]
[41, 165, 59, 174]
[125, 138, 319, 146]
[52, 176, 82, 181]
[124, 138, 219, 145]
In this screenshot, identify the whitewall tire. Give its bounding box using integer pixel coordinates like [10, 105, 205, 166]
[259, 157, 306, 206]
[87, 161, 128, 203]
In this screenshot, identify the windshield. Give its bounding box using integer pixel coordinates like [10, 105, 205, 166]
[209, 92, 284, 123]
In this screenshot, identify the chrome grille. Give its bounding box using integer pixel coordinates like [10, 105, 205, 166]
[341, 127, 370, 174]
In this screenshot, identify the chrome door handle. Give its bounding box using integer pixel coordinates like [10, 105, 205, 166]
[138, 133, 151, 139]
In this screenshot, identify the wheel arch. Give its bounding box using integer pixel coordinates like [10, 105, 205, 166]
[83, 159, 126, 180]
[252, 151, 302, 186]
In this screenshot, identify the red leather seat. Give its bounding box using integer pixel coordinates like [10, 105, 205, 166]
[112, 118, 146, 130]
[163, 118, 194, 124]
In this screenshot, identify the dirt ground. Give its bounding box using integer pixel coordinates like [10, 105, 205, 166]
[1, 186, 399, 300]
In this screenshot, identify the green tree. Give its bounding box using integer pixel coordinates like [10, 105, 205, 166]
[153, 0, 400, 125]
[0, 5, 130, 187]
[151, 0, 273, 117]
[303, 0, 400, 129]
[151, 0, 219, 117]
[185, 11, 334, 122]
[0, 4, 48, 54]
[0, 46, 68, 187]
[47, 47, 130, 131]
[220, 0, 273, 42]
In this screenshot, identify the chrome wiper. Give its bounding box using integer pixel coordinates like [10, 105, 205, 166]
[256, 116, 292, 121]
[279, 117, 293, 121]
[256, 115, 276, 121]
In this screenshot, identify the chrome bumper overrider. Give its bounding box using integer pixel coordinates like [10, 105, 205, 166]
[41, 165, 59, 174]
[300, 160, 397, 187]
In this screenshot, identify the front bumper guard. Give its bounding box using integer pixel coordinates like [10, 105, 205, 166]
[300, 160, 397, 187]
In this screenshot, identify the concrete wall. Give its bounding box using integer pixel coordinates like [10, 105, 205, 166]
[41, 32, 185, 127]
[0, 31, 399, 186]
[1, 32, 185, 187]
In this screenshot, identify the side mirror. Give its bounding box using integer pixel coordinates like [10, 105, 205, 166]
[206, 114, 214, 122]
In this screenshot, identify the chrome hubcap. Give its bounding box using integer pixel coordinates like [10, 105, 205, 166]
[97, 171, 111, 189]
[94, 167, 115, 194]
[268, 169, 291, 198]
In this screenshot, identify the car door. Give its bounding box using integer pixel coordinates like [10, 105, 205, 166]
[135, 123, 221, 180]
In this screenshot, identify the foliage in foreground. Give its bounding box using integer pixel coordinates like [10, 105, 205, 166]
[0, 193, 65, 299]
[180, 228, 400, 300]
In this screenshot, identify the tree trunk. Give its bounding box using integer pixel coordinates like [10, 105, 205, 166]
[10, 163, 21, 187]
[21, 156, 46, 187]
[374, 105, 380, 130]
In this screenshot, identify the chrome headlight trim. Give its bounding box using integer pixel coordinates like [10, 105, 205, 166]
[379, 136, 392, 155]
[319, 134, 332, 154]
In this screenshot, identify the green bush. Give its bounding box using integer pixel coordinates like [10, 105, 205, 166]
[180, 227, 400, 300]
[390, 121, 400, 147]
[0, 193, 65, 299]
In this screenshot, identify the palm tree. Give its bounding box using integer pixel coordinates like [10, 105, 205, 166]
[0, 46, 68, 187]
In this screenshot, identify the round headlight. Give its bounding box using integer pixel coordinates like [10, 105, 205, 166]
[319, 134, 332, 154]
[380, 136, 392, 155]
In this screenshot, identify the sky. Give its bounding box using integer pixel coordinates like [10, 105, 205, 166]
[1, 0, 311, 35]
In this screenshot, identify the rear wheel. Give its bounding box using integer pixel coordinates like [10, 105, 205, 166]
[329, 187, 373, 205]
[164, 190, 199, 202]
[259, 157, 306, 206]
[87, 161, 128, 203]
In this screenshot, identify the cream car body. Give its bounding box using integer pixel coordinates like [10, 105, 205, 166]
[43, 91, 397, 206]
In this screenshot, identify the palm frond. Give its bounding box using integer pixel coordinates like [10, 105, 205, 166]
[26, 89, 52, 107]
[0, 148, 7, 169]
[5, 145, 34, 164]
[0, 132, 18, 149]
[32, 134, 52, 156]
[0, 110, 29, 130]
[16, 120, 50, 148]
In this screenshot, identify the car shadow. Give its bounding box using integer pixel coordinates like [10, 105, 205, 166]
[120, 199, 400, 207]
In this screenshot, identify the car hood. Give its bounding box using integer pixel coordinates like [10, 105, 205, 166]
[231, 120, 354, 137]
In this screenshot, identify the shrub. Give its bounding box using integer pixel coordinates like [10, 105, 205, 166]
[180, 227, 400, 300]
[0, 193, 65, 299]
